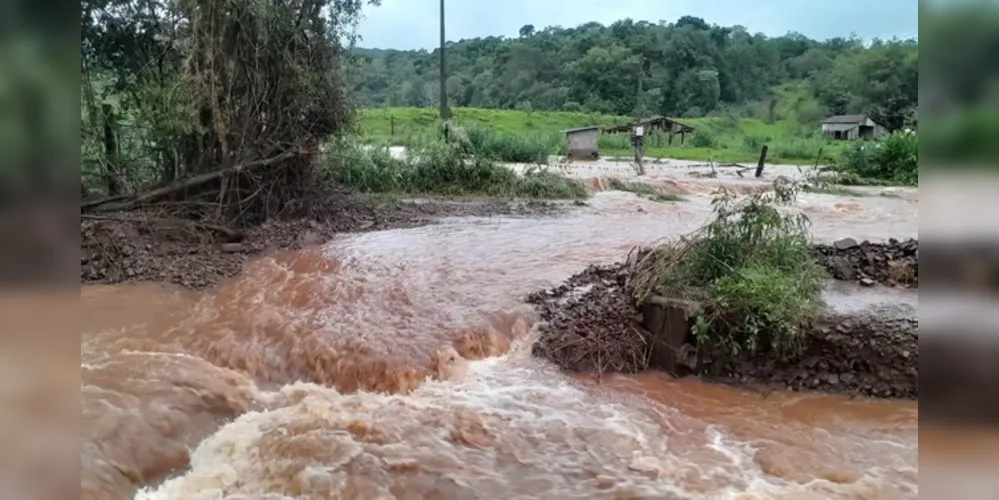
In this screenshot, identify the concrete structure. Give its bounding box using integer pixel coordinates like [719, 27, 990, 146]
[563, 126, 601, 160]
[821, 115, 889, 141]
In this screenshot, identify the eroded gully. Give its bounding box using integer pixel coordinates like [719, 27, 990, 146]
[82, 179, 919, 500]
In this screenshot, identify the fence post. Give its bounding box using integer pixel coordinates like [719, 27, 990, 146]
[754, 145, 768, 178]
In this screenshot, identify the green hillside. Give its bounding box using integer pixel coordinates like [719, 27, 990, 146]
[358, 107, 848, 164]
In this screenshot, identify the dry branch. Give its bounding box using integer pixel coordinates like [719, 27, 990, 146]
[82, 150, 301, 214]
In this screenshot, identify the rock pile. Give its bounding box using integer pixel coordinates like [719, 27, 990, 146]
[528, 241, 920, 399]
[527, 263, 652, 373]
[690, 312, 918, 398]
[813, 237, 918, 288]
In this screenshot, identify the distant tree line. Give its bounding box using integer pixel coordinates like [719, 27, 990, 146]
[349, 16, 918, 130]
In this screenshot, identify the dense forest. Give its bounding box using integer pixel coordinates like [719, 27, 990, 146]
[349, 17, 918, 130]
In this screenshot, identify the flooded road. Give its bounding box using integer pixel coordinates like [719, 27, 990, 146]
[82, 179, 919, 499]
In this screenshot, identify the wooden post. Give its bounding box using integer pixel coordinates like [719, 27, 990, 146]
[390, 115, 395, 138]
[754, 145, 768, 178]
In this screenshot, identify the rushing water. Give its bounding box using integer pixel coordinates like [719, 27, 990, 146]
[82, 179, 919, 499]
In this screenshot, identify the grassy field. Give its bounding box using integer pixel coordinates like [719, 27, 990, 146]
[357, 107, 849, 165]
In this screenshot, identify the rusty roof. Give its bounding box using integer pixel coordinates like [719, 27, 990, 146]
[602, 116, 696, 134]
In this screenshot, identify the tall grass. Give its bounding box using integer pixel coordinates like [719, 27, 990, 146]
[632, 178, 826, 354]
[327, 140, 587, 199]
[464, 125, 559, 164]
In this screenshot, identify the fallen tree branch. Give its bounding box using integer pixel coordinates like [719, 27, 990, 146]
[82, 150, 302, 213]
[80, 214, 244, 241]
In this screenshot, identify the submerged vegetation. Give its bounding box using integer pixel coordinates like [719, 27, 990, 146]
[607, 178, 685, 202]
[631, 178, 827, 355]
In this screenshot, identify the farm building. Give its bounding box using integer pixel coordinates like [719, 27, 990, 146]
[603, 116, 696, 145]
[563, 126, 601, 160]
[821, 115, 889, 141]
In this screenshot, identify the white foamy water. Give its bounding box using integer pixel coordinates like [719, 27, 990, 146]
[136, 340, 916, 499]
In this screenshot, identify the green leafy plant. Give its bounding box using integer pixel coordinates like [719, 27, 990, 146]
[631, 177, 826, 355]
[837, 131, 918, 185]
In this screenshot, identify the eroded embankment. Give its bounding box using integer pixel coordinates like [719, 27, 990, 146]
[528, 239, 919, 399]
[81, 194, 563, 289]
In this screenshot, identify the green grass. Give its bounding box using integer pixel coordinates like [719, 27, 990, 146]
[631, 178, 827, 355]
[358, 107, 849, 166]
[326, 139, 587, 200]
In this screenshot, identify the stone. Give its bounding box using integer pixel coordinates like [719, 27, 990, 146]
[833, 237, 859, 250]
[830, 256, 856, 280]
[859, 277, 876, 287]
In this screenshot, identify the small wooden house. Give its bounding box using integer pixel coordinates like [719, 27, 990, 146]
[563, 126, 601, 160]
[821, 115, 888, 141]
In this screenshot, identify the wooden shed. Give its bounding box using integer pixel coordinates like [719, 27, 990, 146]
[603, 116, 696, 145]
[563, 126, 601, 160]
[821, 115, 888, 141]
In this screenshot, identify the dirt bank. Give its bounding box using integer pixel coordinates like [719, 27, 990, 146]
[528, 242, 919, 399]
[82, 192, 564, 290]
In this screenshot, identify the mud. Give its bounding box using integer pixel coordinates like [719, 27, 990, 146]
[81, 193, 562, 289]
[528, 245, 919, 399]
[814, 237, 918, 288]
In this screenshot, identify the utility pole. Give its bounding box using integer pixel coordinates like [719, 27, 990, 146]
[439, 0, 448, 141]
[633, 59, 647, 176]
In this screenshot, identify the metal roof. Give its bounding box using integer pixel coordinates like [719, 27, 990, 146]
[603, 116, 695, 134]
[822, 114, 869, 124]
[562, 126, 601, 134]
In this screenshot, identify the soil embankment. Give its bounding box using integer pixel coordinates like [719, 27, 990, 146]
[529, 239, 919, 399]
[82, 193, 563, 289]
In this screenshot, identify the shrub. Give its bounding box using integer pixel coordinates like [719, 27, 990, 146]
[328, 144, 408, 193]
[328, 139, 586, 199]
[837, 131, 918, 185]
[516, 167, 588, 199]
[742, 134, 770, 153]
[631, 177, 826, 355]
[691, 131, 716, 148]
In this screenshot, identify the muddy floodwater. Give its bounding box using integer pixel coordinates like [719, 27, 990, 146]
[82, 174, 920, 499]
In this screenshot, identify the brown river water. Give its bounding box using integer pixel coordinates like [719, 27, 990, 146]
[82, 181, 920, 499]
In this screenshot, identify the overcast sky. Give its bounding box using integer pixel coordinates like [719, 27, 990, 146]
[355, 0, 919, 50]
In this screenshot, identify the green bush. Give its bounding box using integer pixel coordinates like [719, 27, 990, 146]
[516, 167, 589, 199]
[328, 140, 587, 199]
[632, 177, 826, 355]
[329, 144, 409, 192]
[691, 131, 716, 148]
[837, 131, 918, 185]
